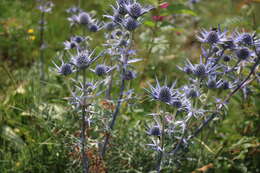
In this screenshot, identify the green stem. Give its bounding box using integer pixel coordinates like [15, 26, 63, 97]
[1, 64, 16, 85]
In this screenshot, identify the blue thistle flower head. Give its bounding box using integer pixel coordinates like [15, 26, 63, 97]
[78, 12, 91, 25]
[119, 39, 128, 47]
[180, 58, 218, 78]
[149, 126, 161, 136]
[104, 2, 127, 24]
[94, 64, 108, 76]
[128, 2, 142, 18]
[187, 89, 199, 98]
[124, 17, 139, 31]
[212, 46, 219, 53]
[145, 79, 176, 104]
[190, 0, 200, 4]
[184, 67, 193, 75]
[207, 76, 218, 89]
[68, 15, 79, 26]
[37, 1, 54, 13]
[223, 55, 231, 62]
[217, 80, 230, 90]
[104, 12, 123, 24]
[89, 24, 98, 32]
[124, 70, 136, 80]
[158, 86, 172, 103]
[116, 1, 128, 15]
[124, 0, 154, 19]
[206, 31, 219, 44]
[104, 22, 117, 31]
[75, 54, 90, 69]
[183, 86, 200, 98]
[53, 59, 74, 76]
[71, 36, 85, 43]
[256, 46, 260, 56]
[66, 6, 82, 14]
[178, 59, 195, 75]
[171, 99, 182, 108]
[88, 20, 103, 32]
[64, 41, 77, 50]
[240, 33, 253, 45]
[197, 27, 227, 45]
[117, 0, 128, 5]
[59, 63, 73, 75]
[194, 64, 206, 77]
[115, 30, 123, 36]
[233, 31, 259, 46]
[235, 47, 252, 60]
[71, 50, 96, 69]
[207, 79, 217, 89]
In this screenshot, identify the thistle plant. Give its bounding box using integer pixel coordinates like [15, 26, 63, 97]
[54, 0, 153, 171]
[36, 0, 54, 81]
[54, 9, 105, 172]
[54, 42, 104, 173]
[100, 0, 154, 158]
[145, 26, 260, 172]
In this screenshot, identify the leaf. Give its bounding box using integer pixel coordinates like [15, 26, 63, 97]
[170, 27, 185, 33]
[144, 21, 156, 27]
[179, 9, 197, 16]
[160, 21, 172, 27]
[166, 4, 197, 16]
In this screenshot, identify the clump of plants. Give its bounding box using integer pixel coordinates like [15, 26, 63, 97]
[52, 0, 260, 173]
[145, 27, 260, 172]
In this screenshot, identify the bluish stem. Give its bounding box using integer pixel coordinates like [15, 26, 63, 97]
[81, 68, 89, 173]
[39, 11, 45, 81]
[101, 61, 126, 158]
[156, 114, 165, 173]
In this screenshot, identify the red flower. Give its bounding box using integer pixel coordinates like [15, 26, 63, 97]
[152, 16, 165, 21]
[159, 2, 169, 9]
[176, 32, 181, 36]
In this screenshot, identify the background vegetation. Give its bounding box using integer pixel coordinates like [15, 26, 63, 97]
[0, 0, 259, 172]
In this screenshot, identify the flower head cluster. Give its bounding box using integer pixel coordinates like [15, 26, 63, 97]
[67, 11, 103, 32]
[66, 6, 82, 14]
[145, 26, 260, 170]
[90, 64, 116, 77]
[53, 59, 74, 76]
[104, 0, 154, 31]
[197, 27, 227, 45]
[37, 0, 54, 13]
[54, 48, 104, 76]
[178, 57, 219, 78]
[233, 31, 260, 46]
[123, 0, 154, 19]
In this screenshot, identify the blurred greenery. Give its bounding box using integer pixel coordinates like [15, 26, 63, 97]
[0, 0, 260, 172]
